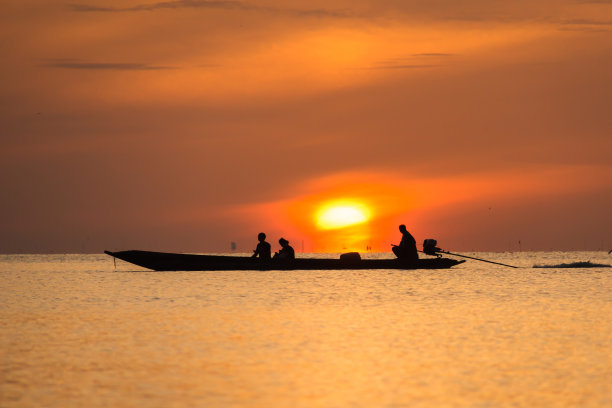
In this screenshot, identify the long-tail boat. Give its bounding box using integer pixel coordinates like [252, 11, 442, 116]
[104, 250, 465, 271]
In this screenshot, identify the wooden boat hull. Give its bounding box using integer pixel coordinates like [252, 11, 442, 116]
[104, 250, 465, 271]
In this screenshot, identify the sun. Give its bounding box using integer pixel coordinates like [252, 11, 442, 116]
[315, 201, 371, 230]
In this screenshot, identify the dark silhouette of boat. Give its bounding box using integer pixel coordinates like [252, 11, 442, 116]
[104, 250, 465, 271]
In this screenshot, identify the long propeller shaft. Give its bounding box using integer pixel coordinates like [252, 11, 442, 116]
[436, 250, 518, 268]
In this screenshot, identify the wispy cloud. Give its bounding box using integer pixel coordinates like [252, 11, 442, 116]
[562, 18, 612, 25]
[559, 18, 612, 31]
[411, 53, 455, 57]
[68, 0, 353, 18]
[43, 61, 176, 70]
[68, 0, 245, 12]
[371, 64, 440, 70]
[370, 53, 453, 70]
[285, 7, 352, 18]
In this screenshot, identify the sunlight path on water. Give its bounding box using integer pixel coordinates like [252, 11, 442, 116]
[1, 252, 611, 407]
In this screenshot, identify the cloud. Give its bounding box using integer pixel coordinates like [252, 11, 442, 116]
[285, 7, 352, 18]
[67, 5, 116, 12]
[68, 1, 246, 12]
[68, 0, 353, 18]
[371, 53, 453, 69]
[371, 64, 440, 70]
[42, 61, 177, 70]
[411, 53, 455, 57]
[559, 18, 612, 31]
[561, 18, 612, 25]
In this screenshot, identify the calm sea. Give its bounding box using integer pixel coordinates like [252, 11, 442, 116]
[1, 252, 611, 408]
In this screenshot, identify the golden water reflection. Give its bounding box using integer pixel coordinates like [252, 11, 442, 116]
[1, 253, 611, 407]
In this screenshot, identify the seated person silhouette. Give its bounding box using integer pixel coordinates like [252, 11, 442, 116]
[273, 238, 295, 261]
[251, 232, 271, 260]
[392, 224, 418, 262]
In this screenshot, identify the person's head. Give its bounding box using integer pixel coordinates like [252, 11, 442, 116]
[399, 224, 407, 233]
[258, 232, 266, 241]
[279, 238, 289, 247]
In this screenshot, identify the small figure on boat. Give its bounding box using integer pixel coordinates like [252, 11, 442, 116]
[273, 238, 295, 261]
[392, 224, 418, 262]
[251, 232, 271, 260]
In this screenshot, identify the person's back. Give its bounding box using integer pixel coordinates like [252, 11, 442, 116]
[255, 241, 271, 260]
[252, 232, 271, 260]
[274, 238, 295, 261]
[400, 229, 416, 249]
[393, 224, 418, 262]
[280, 246, 295, 260]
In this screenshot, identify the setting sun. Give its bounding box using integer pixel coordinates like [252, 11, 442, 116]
[315, 201, 371, 230]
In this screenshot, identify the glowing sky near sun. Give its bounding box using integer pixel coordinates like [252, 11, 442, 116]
[1, 0, 611, 253]
[316, 201, 371, 230]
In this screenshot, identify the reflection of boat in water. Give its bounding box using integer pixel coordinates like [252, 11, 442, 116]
[104, 250, 465, 271]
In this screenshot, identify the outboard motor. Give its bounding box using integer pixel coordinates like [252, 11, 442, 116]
[423, 239, 442, 256]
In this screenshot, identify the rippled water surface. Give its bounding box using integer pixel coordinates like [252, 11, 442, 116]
[1, 252, 611, 407]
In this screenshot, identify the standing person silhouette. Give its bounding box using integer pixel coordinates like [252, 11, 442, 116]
[251, 232, 271, 260]
[392, 224, 418, 262]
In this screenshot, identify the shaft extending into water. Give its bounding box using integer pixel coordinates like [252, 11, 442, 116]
[435, 250, 519, 268]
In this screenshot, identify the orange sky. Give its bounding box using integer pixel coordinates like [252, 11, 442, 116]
[1, 0, 611, 253]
